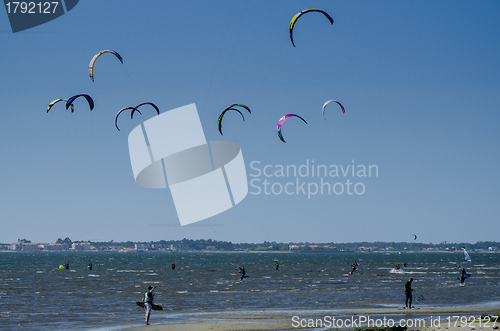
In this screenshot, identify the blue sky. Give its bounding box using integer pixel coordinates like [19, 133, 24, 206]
[1, 1, 499, 244]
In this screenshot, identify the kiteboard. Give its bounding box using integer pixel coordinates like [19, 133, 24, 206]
[457, 274, 471, 281]
[136, 301, 163, 310]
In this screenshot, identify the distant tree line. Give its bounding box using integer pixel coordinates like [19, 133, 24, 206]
[76, 239, 500, 252]
[3, 238, 498, 252]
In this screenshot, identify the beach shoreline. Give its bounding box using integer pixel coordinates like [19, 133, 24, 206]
[125, 306, 500, 331]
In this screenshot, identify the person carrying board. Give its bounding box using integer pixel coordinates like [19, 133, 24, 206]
[142, 285, 157, 325]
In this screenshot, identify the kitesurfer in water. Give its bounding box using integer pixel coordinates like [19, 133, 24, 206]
[275, 261, 279, 270]
[238, 266, 246, 280]
[142, 285, 157, 325]
[396, 264, 400, 270]
[460, 267, 467, 285]
[65, 262, 69, 269]
[351, 261, 358, 273]
[403, 262, 407, 268]
[404, 277, 413, 309]
[88, 262, 92, 271]
[171, 263, 175, 270]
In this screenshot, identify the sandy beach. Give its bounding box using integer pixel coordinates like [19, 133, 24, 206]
[126, 307, 500, 331]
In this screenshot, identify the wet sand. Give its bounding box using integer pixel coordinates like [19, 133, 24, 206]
[126, 306, 499, 331]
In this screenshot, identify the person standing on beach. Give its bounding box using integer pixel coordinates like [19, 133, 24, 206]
[404, 277, 413, 309]
[142, 285, 157, 325]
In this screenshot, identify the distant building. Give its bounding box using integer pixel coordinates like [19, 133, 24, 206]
[489, 247, 498, 251]
[41, 243, 70, 250]
[170, 244, 189, 251]
[205, 246, 216, 251]
[72, 242, 91, 250]
[12, 243, 40, 251]
[135, 244, 150, 251]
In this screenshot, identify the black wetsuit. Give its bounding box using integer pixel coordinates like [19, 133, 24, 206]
[88, 263, 92, 271]
[172, 263, 175, 270]
[460, 269, 466, 284]
[405, 280, 412, 308]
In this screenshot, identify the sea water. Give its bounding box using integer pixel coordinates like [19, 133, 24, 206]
[0, 251, 499, 330]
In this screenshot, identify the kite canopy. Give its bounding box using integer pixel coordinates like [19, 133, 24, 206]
[47, 98, 74, 113]
[289, 8, 334, 47]
[131, 102, 160, 119]
[218, 108, 245, 135]
[228, 103, 251, 114]
[88, 50, 123, 82]
[322, 100, 345, 120]
[115, 107, 142, 131]
[66, 94, 94, 111]
[412, 234, 417, 241]
[217, 104, 251, 135]
[277, 114, 307, 143]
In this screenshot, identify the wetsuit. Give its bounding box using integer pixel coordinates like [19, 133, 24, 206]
[460, 268, 466, 284]
[240, 268, 246, 280]
[172, 263, 175, 270]
[88, 263, 92, 271]
[275, 262, 279, 270]
[405, 280, 412, 308]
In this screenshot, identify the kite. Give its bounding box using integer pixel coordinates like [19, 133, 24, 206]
[289, 8, 334, 47]
[66, 94, 94, 111]
[88, 50, 123, 82]
[217, 104, 251, 135]
[412, 234, 417, 241]
[218, 108, 245, 135]
[227, 103, 251, 114]
[131, 102, 160, 119]
[322, 100, 345, 120]
[47, 99, 74, 113]
[277, 114, 307, 143]
[115, 107, 142, 131]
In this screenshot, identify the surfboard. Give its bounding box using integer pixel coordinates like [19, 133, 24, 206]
[457, 274, 471, 281]
[136, 301, 163, 310]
